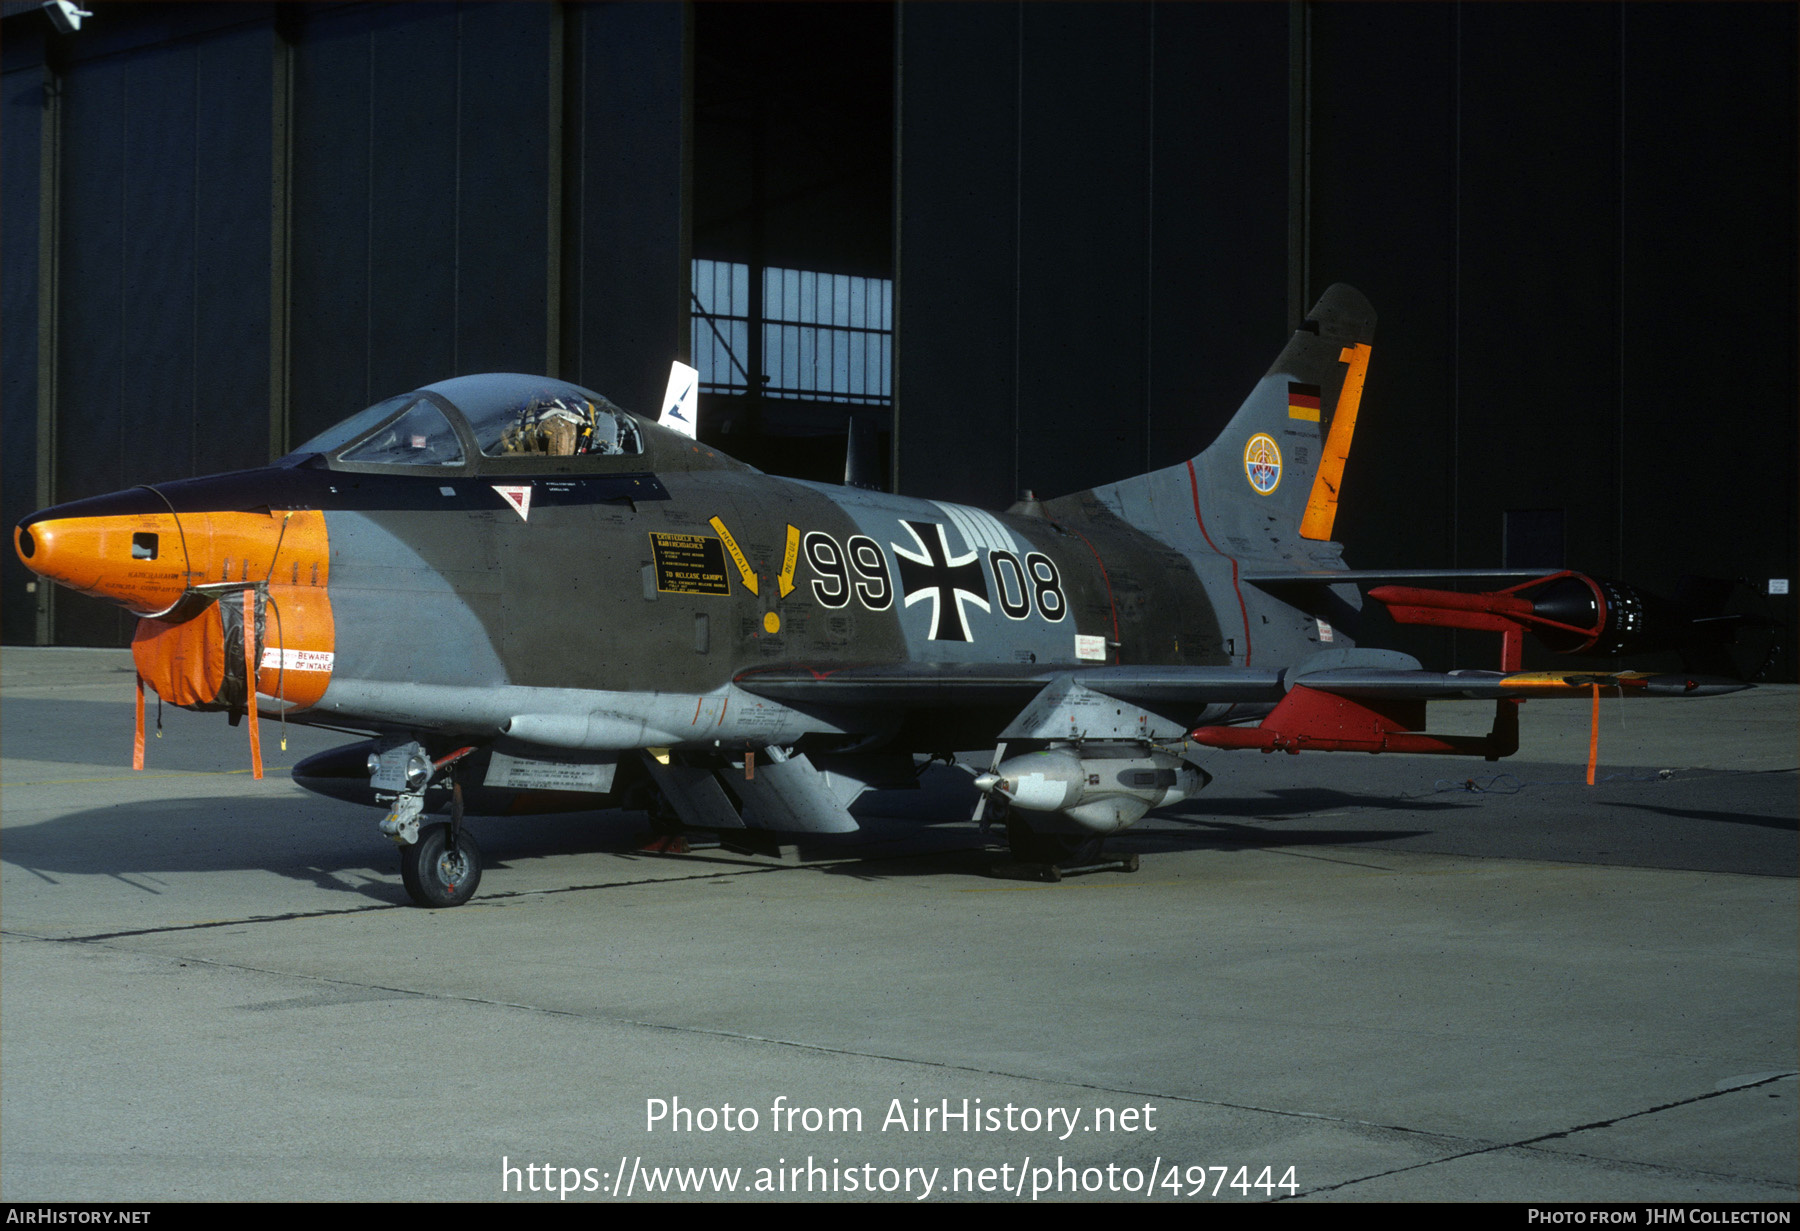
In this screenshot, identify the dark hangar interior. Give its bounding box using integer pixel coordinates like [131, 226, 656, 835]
[3, 1, 1794, 679]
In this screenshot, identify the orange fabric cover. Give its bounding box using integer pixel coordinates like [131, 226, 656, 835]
[132, 606, 227, 707]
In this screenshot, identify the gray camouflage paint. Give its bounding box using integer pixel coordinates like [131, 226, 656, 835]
[306, 287, 1379, 750]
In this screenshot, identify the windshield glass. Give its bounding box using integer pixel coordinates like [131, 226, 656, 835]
[337, 398, 465, 466]
[283, 394, 414, 460]
[279, 374, 645, 469]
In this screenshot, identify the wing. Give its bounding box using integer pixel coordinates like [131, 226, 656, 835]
[733, 662, 1285, 709]
[734, 659, 1741, 710]
[735, 657, 1745, 762]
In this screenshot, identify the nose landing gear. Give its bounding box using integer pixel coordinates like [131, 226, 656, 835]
[399, 820, 483, 908]
[376, 744, 483, 907]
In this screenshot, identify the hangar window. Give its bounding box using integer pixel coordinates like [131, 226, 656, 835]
[693, 259, 755, 396]
[692, 259, 892, 406]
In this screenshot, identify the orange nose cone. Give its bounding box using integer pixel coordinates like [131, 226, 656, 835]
[15, 513, 193, 614]
[16, 507, 332, 616]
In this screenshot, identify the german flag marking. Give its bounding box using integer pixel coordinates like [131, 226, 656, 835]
[1287, 382, 1322, 421]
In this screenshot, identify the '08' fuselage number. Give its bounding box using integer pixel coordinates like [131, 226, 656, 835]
[802, 528, 1065, 624]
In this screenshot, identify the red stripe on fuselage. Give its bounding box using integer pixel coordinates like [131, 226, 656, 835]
[1186, 458, 1251, 666]
[1063, 525, 1121, 665]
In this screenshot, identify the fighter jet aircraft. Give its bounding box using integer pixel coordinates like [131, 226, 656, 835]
[14, 285, 1749, 906]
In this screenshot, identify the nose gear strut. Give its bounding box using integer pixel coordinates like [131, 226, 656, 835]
[372, 744, 481, 907]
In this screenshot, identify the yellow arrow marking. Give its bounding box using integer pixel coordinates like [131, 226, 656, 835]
[709, 515, 758, 596]
[778, 524, 799, 598]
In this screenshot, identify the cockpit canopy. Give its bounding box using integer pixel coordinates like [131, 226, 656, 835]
[283, 374, 643, 470]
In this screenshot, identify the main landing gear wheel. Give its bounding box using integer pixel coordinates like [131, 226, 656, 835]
[400, 822, 482, 908]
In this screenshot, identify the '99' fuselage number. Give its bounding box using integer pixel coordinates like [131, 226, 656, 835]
[803, 529, 1064, 623]
[804, 531, 893, 610]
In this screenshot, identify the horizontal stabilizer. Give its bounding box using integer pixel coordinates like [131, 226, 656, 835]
[1246, 569, 1556, 589]
[1295, 668, 1748, 701]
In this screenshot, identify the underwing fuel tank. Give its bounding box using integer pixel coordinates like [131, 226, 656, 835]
[975, 745, 1208, 833]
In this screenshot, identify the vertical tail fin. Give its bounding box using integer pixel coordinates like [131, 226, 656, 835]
[1193, 283, 1377, 544]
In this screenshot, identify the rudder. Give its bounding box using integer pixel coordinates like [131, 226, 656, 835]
[1193, 284, 1377, 546]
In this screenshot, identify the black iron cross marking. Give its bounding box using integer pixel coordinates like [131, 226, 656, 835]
[892, 520, 991, 642]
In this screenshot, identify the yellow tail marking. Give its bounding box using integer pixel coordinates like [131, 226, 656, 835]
[1299, 342, 1372, 542]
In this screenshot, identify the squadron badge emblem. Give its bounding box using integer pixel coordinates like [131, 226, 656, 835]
[1244, 433, 1282, 494]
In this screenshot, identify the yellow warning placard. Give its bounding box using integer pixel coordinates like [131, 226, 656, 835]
[649, 533, 733, 596]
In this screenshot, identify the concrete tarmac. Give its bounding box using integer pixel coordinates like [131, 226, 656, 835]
[2, 648, 1794, 1203]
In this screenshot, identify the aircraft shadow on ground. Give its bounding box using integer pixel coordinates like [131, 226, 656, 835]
[1604, 801, 1799, 832]
[41, 762, 1777, 898]
[2, 697, 350, 773]
[2, 787, 1451, 902]
[0, 794, 662, 907]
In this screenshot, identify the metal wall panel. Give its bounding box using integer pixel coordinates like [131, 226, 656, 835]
[1618, 4, 1800, 577]
[567, 1, 687, 418]
[1014, 3, 1153, 502]
[366, 3, 458, 397]
[192, 25, 273, 476]
[1145, 3, 1288, 467]
[119, 41, 198, 488]
[1451, 5, 1622, 579]
[290, 6, 374, 442]
[894, 1, 1020, 507]
[455, 3, 553, 377]
[1617, 2, 1798, 676]
[55, 50, 126, 518]
[47, 28, 273, 645]
[1307, 3, 1459, 576]
[897, 2, 1291, 508]
[289, 3, 570, 438]
[1, 60, 44, 642]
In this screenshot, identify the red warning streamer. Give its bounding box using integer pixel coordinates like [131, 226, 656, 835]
[1587, 683, 1601, 786]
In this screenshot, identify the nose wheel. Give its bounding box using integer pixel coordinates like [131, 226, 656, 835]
[399, 822, 483, 908]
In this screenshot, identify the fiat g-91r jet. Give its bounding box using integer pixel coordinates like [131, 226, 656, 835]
[14, 286, 1747, 905]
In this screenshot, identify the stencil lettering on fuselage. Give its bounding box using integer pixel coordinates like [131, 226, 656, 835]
[648, 532, 732, 596]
